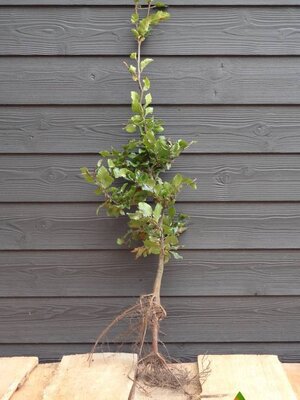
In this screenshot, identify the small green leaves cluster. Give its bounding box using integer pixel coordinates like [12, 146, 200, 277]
[131, 0, 169, 42]
[81, 0, 196, 263]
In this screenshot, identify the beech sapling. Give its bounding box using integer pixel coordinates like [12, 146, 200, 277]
[81, 0, 201, 393]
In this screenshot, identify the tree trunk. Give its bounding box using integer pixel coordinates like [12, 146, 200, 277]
[151, 246, 165, 354]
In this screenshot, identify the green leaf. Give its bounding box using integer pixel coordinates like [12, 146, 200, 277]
[170, 251, 183, 260]
[131, 114, 143, 124]
[132, 246, 146, 259]
[145, 107, 153, 116]
[173, 174, 183, 187]
[153, 203, 163, 221]
[131, 91, 139, 103]
[143, 77, 151, 91]
[178, 139, 188, 150]
[182, 177, 197, 190]
[125, 123, 137, 133]
[107, 159, 115, 168]
[117, 237, 124, 245]
[155, 1, 167, 8]
[80, 167, 95, 184]
[165, 235, 178, 245]
[144, 239, 161, 255]
[151, 10, 170, 25]
[145, 93, 152, 107]
[131, 12, 139, 24]
[99, 150, 110, 157]
[128, 65, 137, 81]
[141, 58, 153, 71]
[130, 52, 137, 60]
[113, 167, 130, 178]
[94, 187, 103, 195]
[131, 91, 143, 114]
[138, 202, 153, 217]
[131, 28, 140, 39]
[138, 17, 151, 36]
[96, 166, 114, 189]
[168, 206, 176, 218]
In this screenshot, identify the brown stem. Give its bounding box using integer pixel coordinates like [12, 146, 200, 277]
[151, 220, 165, 353]
[153, 248, 164, 305]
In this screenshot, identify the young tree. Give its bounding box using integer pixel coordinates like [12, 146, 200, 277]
[81, 0, 197, 389]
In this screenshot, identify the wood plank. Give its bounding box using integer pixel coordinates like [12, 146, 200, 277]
[284, 364, 300, 399]
[1, 343, 300, 364]
[2, 7, 300, 56]
[11, 364, 58, 400]
[1, 250, 300, 297]
[3, 105, 300, 154]
[4, 154, 300, 202]
[0, 357, 38, 400]
[0, 297, 298, 343]
[3, 203, 300, 250]
[42, 353, 137, 400]
[1, 57, 300, 105]
[199, 355, 297, 399]
[134, 363, 201, 400]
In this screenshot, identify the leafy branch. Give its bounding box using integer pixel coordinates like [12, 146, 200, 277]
[81, 0, 196, 264]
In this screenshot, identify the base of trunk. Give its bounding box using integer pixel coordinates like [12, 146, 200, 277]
[88, 293, 204, 396]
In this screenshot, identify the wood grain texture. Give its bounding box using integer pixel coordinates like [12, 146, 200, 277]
[1, 0, 300, 362]
[284, 363, 300, 399]
[1, 343, 299, 363]
[43, 353, 137, 400]
[2, 7, 300, 56]
[11, 364, 58, 400]
[1, 250, 300, 297]
[199, 355, 297, 400]
[3, 105, 300, 154]
[3, 154, 300, 202]
[0, 296, 299, 343]
[3, 203, 300, 250]
[1, 57, 300, 105]
[0, 357, 38, 400]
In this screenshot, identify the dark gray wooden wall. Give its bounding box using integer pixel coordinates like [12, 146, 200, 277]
[1, 0, 300, 363]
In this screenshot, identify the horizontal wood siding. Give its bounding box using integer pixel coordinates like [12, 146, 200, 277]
[0, 1, 299, 362]
[2, 105, 300, 154]
[0, 250, 300, 297]
[3, 203, 300, 250]
[0, 297, 299, 343]
[2, 57, 300, 105]
[2, 7, 300, 55]
[3, 154, 300, 201]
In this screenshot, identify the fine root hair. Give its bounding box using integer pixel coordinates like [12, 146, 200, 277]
[88, 293, 210, 398]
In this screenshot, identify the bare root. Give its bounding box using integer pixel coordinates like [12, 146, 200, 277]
[88, 293, 207, 398]
[138, 351, 197, 394]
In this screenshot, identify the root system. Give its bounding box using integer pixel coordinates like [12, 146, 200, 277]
[88, 293, 211, 399]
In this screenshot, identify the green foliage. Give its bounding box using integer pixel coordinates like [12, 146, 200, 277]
[81, 0, 196, 263]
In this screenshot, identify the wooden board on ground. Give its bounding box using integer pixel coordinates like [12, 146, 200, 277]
[199, 354, 297, 400]
[0, 357, 38, 400]
[42, 353, 137, 400]
[284, 364, 300, 399]
[133, 363, 202, 400]
[11, 364, 58, 400]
